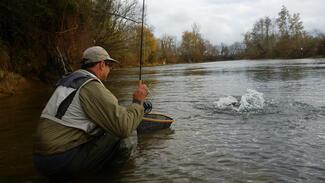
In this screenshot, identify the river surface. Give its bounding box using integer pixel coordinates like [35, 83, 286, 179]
[1, 59, 325, 182]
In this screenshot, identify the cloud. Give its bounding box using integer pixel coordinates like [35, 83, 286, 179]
[144, 0, 325, 45]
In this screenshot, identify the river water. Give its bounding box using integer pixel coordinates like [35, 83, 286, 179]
[1, 59, 325, 182]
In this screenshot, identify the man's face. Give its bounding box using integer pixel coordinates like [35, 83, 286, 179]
[101, 61, 113, 81]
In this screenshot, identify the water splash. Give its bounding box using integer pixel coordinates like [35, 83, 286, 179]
[238, 89, 265, 112]
[214, 96, 238, 110]
[214, 89, 265, 112]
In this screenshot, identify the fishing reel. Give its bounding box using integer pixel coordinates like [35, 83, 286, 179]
[143, 101, 152, 114]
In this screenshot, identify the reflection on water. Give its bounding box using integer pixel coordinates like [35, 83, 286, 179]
[1, 59, 325, 182]
[0, 88, 52, 183]
[246, 65, 307, 82]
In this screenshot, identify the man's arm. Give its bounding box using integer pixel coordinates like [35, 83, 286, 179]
[79, 81, 144, 138]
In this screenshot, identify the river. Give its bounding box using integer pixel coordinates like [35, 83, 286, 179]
[1, 59, 325, 182]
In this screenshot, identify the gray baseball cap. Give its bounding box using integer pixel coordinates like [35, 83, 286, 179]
[82, 46, 120, 64]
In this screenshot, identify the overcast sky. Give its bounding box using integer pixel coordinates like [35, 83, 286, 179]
[143, 0, 325, 45]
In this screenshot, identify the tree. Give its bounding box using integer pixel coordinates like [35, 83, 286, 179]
[244, 5, 313, 59]
[275, 6, 307, 58]
[142, 27, 158, 64]
[229, 42, 245, 59]
[244, 17, 276, 58]
[92, 0, 140, 56]
[120, 25, 158, 66]
[158, 34, 178, 64]
[0, 0, 145, 79]
[315, 32, 325, 56]
[203, 40, 219, 61]
[276, 5, 291, 38]
[220, 43, 229, 58]
[179, 24, 206, 62]
[0, 0, 88, 75]
[289, 13, 304, 38]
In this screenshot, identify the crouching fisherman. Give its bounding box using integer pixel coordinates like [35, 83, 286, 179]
[33, 46, 148, 181]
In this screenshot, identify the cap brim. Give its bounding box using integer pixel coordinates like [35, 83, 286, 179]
[106, 58, 120, 64]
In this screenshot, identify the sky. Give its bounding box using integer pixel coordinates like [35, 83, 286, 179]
[142, 0, 325, 45]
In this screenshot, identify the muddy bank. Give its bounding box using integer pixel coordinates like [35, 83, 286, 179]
[0, 71, 49, 98]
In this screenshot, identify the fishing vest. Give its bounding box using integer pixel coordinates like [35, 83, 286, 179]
[41, 69, 104, 135]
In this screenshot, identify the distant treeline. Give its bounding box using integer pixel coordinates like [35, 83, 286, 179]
[243, 6, 325, 59]
[161, 6, 325, 62]
[0, 1, 324, 81]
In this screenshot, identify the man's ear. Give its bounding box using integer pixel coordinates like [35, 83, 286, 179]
[99, 61, 105, 70]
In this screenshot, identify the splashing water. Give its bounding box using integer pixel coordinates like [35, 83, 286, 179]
[214, 96, 238, 110]
[215, 89, 265, 112]
[238, 89, 265, 112]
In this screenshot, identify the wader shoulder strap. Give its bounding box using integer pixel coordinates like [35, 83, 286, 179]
[54, 70, 100, 120]
[55, 90, 78, 119]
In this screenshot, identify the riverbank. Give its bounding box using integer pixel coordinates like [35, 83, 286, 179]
[0, 70, 48, 98]
[0, 61, 171, 97]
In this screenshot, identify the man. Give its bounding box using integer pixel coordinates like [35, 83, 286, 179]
[33, 46, 148, 181]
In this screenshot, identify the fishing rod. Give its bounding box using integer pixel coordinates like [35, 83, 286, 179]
[107, 0, 145, 83]
[139, 0, 153, 114]
[110, 1, 174, 131]
[108, 0, 152, 113]
[139, 0, 145, 83]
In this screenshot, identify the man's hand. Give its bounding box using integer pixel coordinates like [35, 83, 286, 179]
[133, 84, 149, 103]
